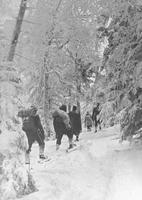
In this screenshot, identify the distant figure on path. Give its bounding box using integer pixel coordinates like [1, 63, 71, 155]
[85, 111, 93, 131]
[92, 103, 101, 132]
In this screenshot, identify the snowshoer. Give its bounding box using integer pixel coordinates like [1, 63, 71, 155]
[52, 105, 73, 150]
[69, 105, 82, 141]
[18, 106, 46, 164]
[85, 111, 93, 131]
[92, 103, 101, 132]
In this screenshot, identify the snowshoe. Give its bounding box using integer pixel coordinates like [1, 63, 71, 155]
[66, 143, 79, 153]
[38, 155, 51, 164]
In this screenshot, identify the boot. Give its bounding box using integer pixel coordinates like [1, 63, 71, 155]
[56, 144, 60, 150]
[68, 144, 73, 149]
[68, 138, 74, 148]
[39, 155, 47, 159]
[75, 136, 79, 141]
[39, 144, 46, 159]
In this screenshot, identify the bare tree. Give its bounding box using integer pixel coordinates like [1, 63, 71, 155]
[7, 0, 27, 61]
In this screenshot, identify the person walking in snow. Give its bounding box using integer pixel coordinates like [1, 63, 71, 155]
[69, 105, 82, 141]
[92, 103, 101, 133]
[85, 111, 93, 131]
[52, 105, 73, 150]
[18, 105, 46, 164]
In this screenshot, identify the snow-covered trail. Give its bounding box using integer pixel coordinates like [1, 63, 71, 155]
[106, 142, 142, 200]
[20, 125, 142, 200]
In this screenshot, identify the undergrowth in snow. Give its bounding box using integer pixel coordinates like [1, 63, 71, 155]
[0, 128, 37, 200]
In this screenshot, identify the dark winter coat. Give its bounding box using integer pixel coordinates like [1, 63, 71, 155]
[92, 106, 100, 121]
[52, 109, 71, 135]
[69, 111, 82, 135]
[22, 114, 45, 141]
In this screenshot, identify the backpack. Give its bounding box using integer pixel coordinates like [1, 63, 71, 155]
[22, 116, 37, 132]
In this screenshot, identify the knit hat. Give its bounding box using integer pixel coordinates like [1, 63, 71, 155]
[72, 105, 77, 111]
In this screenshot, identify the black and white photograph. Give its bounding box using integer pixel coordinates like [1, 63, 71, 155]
[0, 0, 142, 200]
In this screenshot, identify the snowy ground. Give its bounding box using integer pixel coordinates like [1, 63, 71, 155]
[20, 125, 142, 200]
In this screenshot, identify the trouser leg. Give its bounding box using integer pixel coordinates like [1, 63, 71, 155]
[67, 129, 73, 148]
[98, 119, 101, 130]
[94, 119, 97, 132]
[76, 135, 79, 141]
[25, 132, 34, 164]
[73, 129, 80, 141]
[75, 133, 79, 141]
[25, 152, 30, 164]
[56, 132, 63, 150]
[39, 143, 45, 158]
[36, 131, 45, 158]
[87, 125, 91, 131]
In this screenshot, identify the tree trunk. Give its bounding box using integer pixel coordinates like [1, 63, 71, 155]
[43, 54, 51, 138]
[75, 62, 82, 130]
[44, 72, 50, 138]
[75, 62, 81, 112]
[7, 0, 27, 61]
[76, 84, 82, 130]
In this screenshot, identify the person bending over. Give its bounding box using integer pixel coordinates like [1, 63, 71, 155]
[52, 105, 73, 150]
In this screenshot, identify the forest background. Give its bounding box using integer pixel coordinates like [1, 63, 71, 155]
[0, 0, 142, 199]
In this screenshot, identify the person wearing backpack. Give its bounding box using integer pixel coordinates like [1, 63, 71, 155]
[52, 105, 73, 150]
[18, 106, 46, 164]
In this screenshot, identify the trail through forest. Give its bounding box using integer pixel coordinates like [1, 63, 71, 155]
[20, 125, 142, 200]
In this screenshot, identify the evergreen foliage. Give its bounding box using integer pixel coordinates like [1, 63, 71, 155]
[96, 0, 142, 136]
